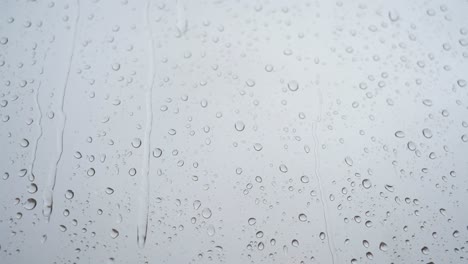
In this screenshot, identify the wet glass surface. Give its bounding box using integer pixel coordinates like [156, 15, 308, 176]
[1, 0, 468, 263]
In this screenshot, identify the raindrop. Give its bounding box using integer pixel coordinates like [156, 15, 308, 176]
[421, 246, 429, 255]
[422, 128, 433, 138]
[87, 168, 95, 177]
[207, 225, 216, 236]
[234, 121, 245, 132]
[110, 229, 119, 239]
[291, 239, 299, 247]
[23, 198, 37, 210]
[131, 138, 142, 148]
[152, 148, 163, 158]
[379, 242, 388, 251]
[20, 138, 29, 148]
[362, 179, 372, 189]
[388, 10, 400, 22]
[319, 232, 326, 240]
[258, 242, 264, 250]
[287, 80, 299, 92]
[253, 143, 263, 151]
[298, 213, 307, 222]
[279, 164, 288, 173]
[105, 187, 114, 195]
[245, 79, 256, 87]
[202, 208, 212, 219]
[65, 190, 74, 200]
[111, 63, 120, 71]
[27, 183, 37, 194]
[193, 200, 201, 210]
[264, 64, 273, 72]
[395, 131, 405, 138]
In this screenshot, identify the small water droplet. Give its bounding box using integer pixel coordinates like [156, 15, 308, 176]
[23, 198, 37, 210]
[20, 138, 29, 148]
[319, 232, 326, 240]
[362, 179, 372, 189]
[152, 148, 163, 158]
[65, 190, 74, 200]
[279, 164, 288, 173]
[234, 121, 245, 132]
[287, 80, 299, 92]
[110, 229, 119, 239]
[422, 128, 433, 138]
[395, 131, 405, 138]
[131, 138, 142, 148]
[202, 208, 212, 219]
[87, 168, 95, 177]
[379, 242, 388, 251]
[298, 213, 307, 222]
[421, 246, 429, 255]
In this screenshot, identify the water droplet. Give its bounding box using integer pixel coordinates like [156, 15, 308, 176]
[421, 246, 429, 255]
[279, 164, 288, 173]
[256, 231, 264, 238]
[234, 121, 245, 132]
[264, 64, 273, 72]
[105, 187, 114, 195]
[131, 138, 142, 148]
[0, 37, 8, 45]
[344, 156, 354, 166]
[253, 143, 263, 151]
[291, 239, 299, 247]
[461, 134, 467, 142]
[363, 240, 369, 248]
[20, 138, 29, 148]
[395, 131, 405, 138]
[287, 80, 299, 92]
[110, 229, 119, 239]
[65, 190, 74, 200]
[27, 183, 37, 194]
[87, 168, 95, 177]
[128, 168, 137, 176]
[23, 198, 37, 210]
[422, 128, 433, 138]
[193, 200, 201, 210]
[298, 213, 307, 222]
[111, 63, 120, 71]
[207, 224, 216, 236]
[362, 179, 372, 189]
[384, 184, 394, 192]
[200, 99, 208, 108]
[258, 242, 264, 250]
[388, 10, 400, 22]
[248, 217, 256, 225]
[319, 232, 326, 240]
[379, 242, 388, 251]
[202, 208, 212, 219]
[152, 148, 163, 158]
[245, 79, 256, 87]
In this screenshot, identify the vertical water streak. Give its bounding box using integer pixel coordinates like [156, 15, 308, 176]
[175, 0, 187, 36]
[30, 49, 49, 183]
[137, 0, 156, 248]
[42, 0, 80, 221]
[311, 87, 337, 263]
